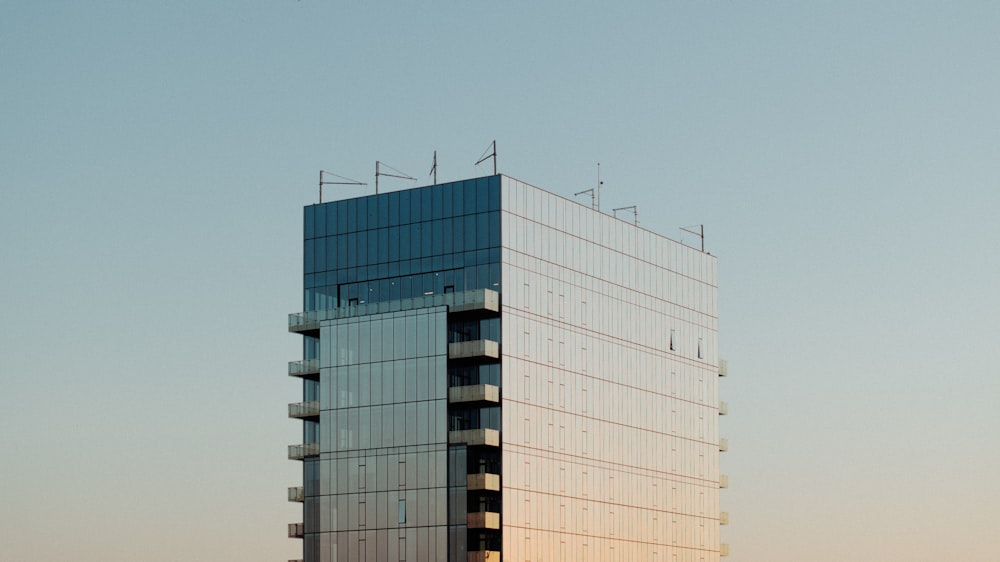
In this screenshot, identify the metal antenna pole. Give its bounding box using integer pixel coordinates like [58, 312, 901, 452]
[319, 170, 367, 204]
[597, 163, 602, 212]
[613, 205, 638, 226]
[430, 150, 438, 184]
[681, 224, 705, 252]
[375, 160, 417, 194]
[475, 140, 497, 175]
[574, 188, 596, 210]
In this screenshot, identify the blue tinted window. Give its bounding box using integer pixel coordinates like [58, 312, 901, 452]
[463, 180, 477, 215]
[388, 191, 400, 226]
[488, 176, 501, 211]
[305, 206, 315, 239]
[464, 216, 476, 248]
[489, 211, 501, 247]
[398, 190, 410, 224]
[315, 237, 326, 271]
[453, 182, 464, 216]
[421, 187, 433, 221]
[304, 239, 315, 274]
[346, 199, 357, 232]
[442, 218, 453, 254]
[476, 214, 489, 249]
[378, 194, 389, 226]
[336, 202, 348, 235]
[347, 232, 357, 267]
[410, 188, 422, 222]
[356, 197, 367, 231]
[476, 178, 489, 212]
[432, 185, 444, 220]
[442, 183, 453, 217]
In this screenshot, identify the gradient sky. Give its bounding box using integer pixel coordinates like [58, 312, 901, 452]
[2, 2, 999, 561]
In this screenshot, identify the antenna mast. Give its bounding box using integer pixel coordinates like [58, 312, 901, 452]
[375, 161, 417, 194]
[613, 205, 638, 226]
[475, 140, 497, 175]
[680, 224, 705, 252]
[318, 170, 367, 204]
[429, 150, 438, 184]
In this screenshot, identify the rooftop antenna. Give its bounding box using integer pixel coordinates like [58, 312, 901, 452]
[475, 140, 497, 175]
[596, 163, 603, 212]
[574, 163, 604, 211]
[375, 161, 416, 194]
[680, 224, 705, 252]
[613, 205, 638, 226]
[429, 150, 438, 184]
[318, 170, 367, 204]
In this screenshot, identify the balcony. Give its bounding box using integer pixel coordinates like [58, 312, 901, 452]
[719, 438, 729, 452]
[448, 340, 499, 360]
[288, 358, 319, 378]
[718, 359, 728, 377]
[468, 551, 501, 562]
[467, 473, 501, 492]
[719, 400, 728, 415]
[289, 290, 500, 333]
[449, 384, 500, 405]
[288, 312, 320, 334]
[720, 543, 730, 557]
[288, 401, 320, 419]
[719, 474, 729, 488]
[468, 511, 501, 530]
[288, 486, 304, 503]
[449, 428, 500, 447]
[720, 511, 729, 525]
[288, 443, 319, 460]
[288, 522, 304, 538]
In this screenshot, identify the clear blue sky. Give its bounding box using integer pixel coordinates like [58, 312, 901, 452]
[2, 2, 998, 560]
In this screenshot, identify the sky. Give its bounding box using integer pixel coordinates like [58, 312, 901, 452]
[2, 2, 999, 561]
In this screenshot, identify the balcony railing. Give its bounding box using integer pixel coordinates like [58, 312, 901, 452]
[720, 543, 730, 557]
[288, 401, 320, 419]
[468, 511, 501, 529]
[448, 384, 500, 405]
[720, 511, 729, 525]
[288, 443, 319, 460]
[289, 290, 500, 334]
[719, 359, 728, 377]
[288, 522, 304, 538]
[288, 486, 304, 502]
[288, 358, 320, 378]
[449, 428, 500, 447]
[448, 340, 500, 360]
[719, 438, 729, 452]
[719, 400, 729, 415]
[719, 474, 729, 488]
[467, 473, 501, 492]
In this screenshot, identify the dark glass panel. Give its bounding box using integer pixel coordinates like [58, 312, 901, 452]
[304, 205, 315, 239]
[388, 226, 400, 261]
[488, 211, 500, 247]
[442, 182, 453, 217]
[432, 184, 444, 220]
[336, 201, 348, 235]
[463, 216, 476, 250]
[475, 178, 489, 213]
[476, 214, 489, 249]
[421, 187, 433, 221]
[356, 196, 368, 231]
[315, 237, 326, 272]
[463, 180, 477, 215]
[452, 181, 464, 216]
[388, 190, 400, 226]
[378, 193, 389, 225]
[488, 176, 501, 211]
[398, 189, 411, 224]
[304, 239, 315, 274]
[346, 198, 357, 232]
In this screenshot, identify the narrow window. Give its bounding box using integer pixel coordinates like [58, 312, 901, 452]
[669, 329, 675, 351]
[398, 499, 406, 524]
[697, 337, 703, 359]
[444, 285, 454, 293]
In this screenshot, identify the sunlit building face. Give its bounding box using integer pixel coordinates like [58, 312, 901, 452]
[288, 175, 724, 561]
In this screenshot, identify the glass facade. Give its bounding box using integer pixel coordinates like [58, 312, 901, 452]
[290, 175, 722, 562]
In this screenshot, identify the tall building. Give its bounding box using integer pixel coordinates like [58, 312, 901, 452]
[287, 174, 726, 562]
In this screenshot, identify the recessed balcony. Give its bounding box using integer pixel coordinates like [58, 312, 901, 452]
[449, 428, 500, 447]
[288, 401, 320, 419]
[467, 473, 501, 492]
[719, 400, 728, 415]
[288, 522, 304, 538]
[720, 543, 730, 557]
[288, 359, 319, 378]
[719, 438, 729, 452]
[718, 359, 728, 377]
[467, 511, 501, 529]
[449, 384, 500, 405]
[719, 474, 729, 488]
[468, 551, 501, 562]
[288, 443, 319, 460]
[288, 486, 304, 502]
[448, 340, 500, 360]
[720, 511, 729, 525]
